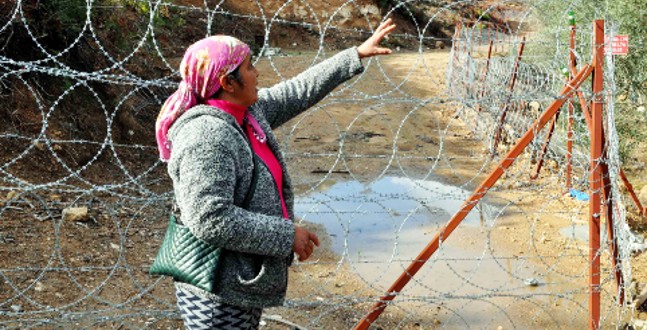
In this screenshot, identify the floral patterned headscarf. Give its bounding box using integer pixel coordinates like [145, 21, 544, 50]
[155, 35, 250, 161]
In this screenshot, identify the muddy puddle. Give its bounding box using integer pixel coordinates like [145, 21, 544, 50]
[295, 176, 588, 327]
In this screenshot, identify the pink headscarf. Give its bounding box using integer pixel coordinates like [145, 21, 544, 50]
[155, 35, 250, 161]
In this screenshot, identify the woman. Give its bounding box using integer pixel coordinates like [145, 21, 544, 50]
[155, 19, 396, 329]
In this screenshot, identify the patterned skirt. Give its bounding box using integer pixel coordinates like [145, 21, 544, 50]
[175, 286, 262, 329]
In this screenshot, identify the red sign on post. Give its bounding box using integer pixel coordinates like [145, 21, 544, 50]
[604, 35, 629, 55]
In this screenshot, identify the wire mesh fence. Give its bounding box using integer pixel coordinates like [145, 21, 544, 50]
[0, 0, 643, 328]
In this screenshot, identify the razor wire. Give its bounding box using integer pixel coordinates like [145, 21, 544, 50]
[0, 0, 643, 329]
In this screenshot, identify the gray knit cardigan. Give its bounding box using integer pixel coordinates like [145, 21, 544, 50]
[167, 47, 364, 308]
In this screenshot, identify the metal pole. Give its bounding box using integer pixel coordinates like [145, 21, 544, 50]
[529, 109, 560, 180]
[566, 23, 577, 189]
[600, 146, 624, 305]
[492, 37, 526, 156]
[589, 19, 604, 330]
[354, 64, 594, 330]
[620, 168, 646, 215]
[474, 40, 494, 132]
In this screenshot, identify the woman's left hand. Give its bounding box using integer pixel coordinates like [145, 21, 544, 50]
[357, 18, 397, 59]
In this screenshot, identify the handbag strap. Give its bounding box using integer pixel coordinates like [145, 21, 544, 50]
[241, 153, 259, 209]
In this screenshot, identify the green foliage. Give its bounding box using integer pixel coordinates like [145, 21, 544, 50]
[533, 0, 647, 163]
[39, 0, 87, 42]
[475, 8, 491, 21]
[117, 1, 186, 29]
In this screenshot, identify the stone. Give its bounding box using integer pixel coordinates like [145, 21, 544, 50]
[435, 40, 445, 49]
[524, 278, 539, 286]
[6, 190, 18, 201]
[33, 140, 45, 151]
[62, 207, 89, 222]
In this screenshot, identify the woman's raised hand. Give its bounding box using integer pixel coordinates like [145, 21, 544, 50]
[357, 18, 397, 59]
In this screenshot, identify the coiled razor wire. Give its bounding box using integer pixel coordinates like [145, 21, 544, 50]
[0, 0, 641, 328]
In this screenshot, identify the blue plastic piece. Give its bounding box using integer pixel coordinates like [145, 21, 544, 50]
[569, 188, 589, 201]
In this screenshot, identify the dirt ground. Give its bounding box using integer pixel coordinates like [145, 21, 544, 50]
[257, 49, 647, 328]
[1, 49, 646, 329]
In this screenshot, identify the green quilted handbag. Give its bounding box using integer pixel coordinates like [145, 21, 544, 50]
[150, 154, 259, 293]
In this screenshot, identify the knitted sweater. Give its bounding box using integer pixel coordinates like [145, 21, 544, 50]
[167, 47, 364, 308]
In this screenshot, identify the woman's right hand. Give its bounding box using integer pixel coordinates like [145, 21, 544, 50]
[293, 226, 320, 262]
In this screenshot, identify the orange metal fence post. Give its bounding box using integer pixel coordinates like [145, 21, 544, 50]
[474, 39, 494, 132]
[566, 23, 577, 190]
[620, 168, 646, 215]
[492, 37, 526, 156]
[589, 19, 604, 330]
[531, 18, 577, 182]
[353, 64, 594, 330]
[601, 149, 624, 305]
[529, 109, 561, 180]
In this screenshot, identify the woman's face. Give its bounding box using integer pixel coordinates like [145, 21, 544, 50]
[232, 54, 259, 106]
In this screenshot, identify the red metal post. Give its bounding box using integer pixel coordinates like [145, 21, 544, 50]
[566, 24, 577, 189]
[620, 168, 646, 215]
[600, 146, 624, 305]
[492, 37, 526, 156]
[566, 100, 575, 189]
[589, 19, 604, 330]
[529, 109, 561, 180]
[474, 40, 494, 132]
[532, 21, 577, 181]
[353, 64, 594, 330]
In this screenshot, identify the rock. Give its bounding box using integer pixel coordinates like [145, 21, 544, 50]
[524, 278, 539, 287]
[6, 190, 18, 201]
[435, 40, 445, 49]
[62, 207, 89, 222]
[638, 106, 645, 113]
[49, 194, 62, 202]
[10, 305, 22, 312]
[528, 101, 541, 113]
[34, 282, 45, 292]
[33, 140, 46, 151]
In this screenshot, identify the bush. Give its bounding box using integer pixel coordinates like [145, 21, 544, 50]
[533, 0, 646, 162]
